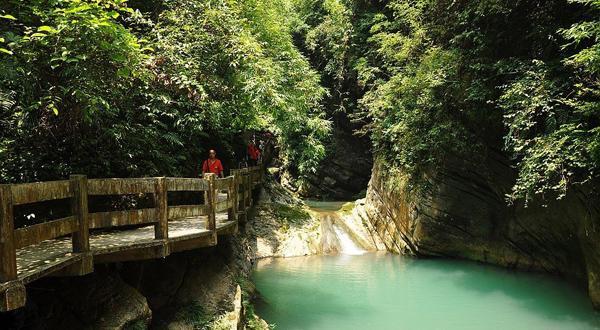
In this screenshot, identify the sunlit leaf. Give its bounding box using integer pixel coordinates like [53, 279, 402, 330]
[38, 26, 58, 34]
[0, 14, 16, 20]
[30, 33, 48, 38]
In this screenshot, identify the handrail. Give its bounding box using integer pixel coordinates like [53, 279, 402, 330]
[11, 180, 72, 205]
[0, 166, 263, 311]
[14, 216, 77, 249]
[165, 177, 209, 192]
[88, 178, 156, 195]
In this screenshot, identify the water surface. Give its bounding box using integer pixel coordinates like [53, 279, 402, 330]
[253, 253, 600, 330]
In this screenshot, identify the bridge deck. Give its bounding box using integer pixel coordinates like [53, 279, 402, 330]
[15, 213, 235, 283]
[1, 168, 262, 311]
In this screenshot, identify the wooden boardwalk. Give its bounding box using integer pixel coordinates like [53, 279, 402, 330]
[0, 167, 262, 311]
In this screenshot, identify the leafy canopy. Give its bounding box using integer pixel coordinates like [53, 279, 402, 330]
[0, 0, 329, 182]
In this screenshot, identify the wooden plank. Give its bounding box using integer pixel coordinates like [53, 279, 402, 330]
[245, 171, 252, 208]
[88, 178, 155, 195]
[70, 175, 90, 254]
[215, 200, 229, 213]
[169, 232, 217, 253]
[205, 174, 216, 231]
[93, 242, 169, 263]
[0, 185, 16, 282]
[11, 180, 71, 205]
[217, 221, 238, 235]
[228, 175, 237, 222]
[154, 178, 168, 239]
[215, 176, 234, 190]
[0, 280, 25, 312]
[167, 205, 207, 219]
[89, 208, 157, 229]
[17, 250, 83, 285]
[244, 171, 251, 217]
[14, 217, 77, 249]
[50, 254, 93, 277]
[165, 178, 209, 192]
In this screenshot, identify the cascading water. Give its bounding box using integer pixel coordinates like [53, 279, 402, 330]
[332, 225, 366, 255]
[307, 200, 367, 256]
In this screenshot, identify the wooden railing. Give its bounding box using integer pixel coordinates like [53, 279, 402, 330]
[0, 166, 263, 311]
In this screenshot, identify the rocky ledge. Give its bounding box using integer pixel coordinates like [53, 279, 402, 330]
[251, 176, 383, 259]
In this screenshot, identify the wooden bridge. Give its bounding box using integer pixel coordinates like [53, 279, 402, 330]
[0, 166, 263, 312]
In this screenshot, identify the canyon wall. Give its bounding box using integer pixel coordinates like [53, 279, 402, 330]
[363, 153, 600, 307]
[288, 114, 372, 200]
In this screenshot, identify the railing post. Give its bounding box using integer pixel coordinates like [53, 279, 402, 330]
[204, 174, 216, 231]
[70, 175, 90, 254]
[260, 164, 264, 182]
[0, 184, 26, 312]
[241, 169, 250, 222]
[154, 177, 168, 240]
[246, 169, 252, 207]
[228, 174, 237, 222]
[231, 169, 241, 222]
[0, 184, 16, 283]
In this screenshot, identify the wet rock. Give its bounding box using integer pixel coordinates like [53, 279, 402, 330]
[339, 200, 385, 251]
[250, 176, 321, 258]
[319, 214, 341, 255]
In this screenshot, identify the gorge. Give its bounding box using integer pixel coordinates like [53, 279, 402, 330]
[1, 0, 600, 329]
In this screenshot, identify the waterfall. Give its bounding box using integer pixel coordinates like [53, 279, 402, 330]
[333, 225, 366, 255]
[311, 201, 368, 256]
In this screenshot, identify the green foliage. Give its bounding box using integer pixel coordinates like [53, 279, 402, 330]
[501, 0, 600, 201]
[295, 0, 600, 202]
[0, 0, 329, 183]
[3, 0, 598, 204]
[362, 46, 471, 187]
[273, 203, 311, 225]
[176, 301, 212, 329]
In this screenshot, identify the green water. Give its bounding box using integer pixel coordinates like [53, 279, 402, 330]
[253, 253, 600, 330]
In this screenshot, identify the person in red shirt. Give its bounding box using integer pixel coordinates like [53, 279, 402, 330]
[247, 141, 261, 166]
[202, 149, 224, 177]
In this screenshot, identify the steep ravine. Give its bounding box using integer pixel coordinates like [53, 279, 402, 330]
[359, 155, 600, 308]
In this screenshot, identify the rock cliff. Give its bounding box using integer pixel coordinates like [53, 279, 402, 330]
[294, 119, 372, 200]
[363, 154, 600, 308]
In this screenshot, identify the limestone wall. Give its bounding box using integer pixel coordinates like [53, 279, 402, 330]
[363, 154, 600, 308]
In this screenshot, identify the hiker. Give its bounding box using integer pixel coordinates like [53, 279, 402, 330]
[247, 139, 261, 166]
[202, 149, 224, 178]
